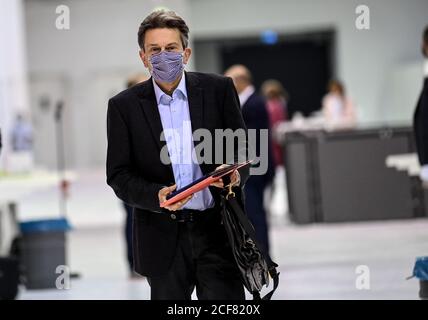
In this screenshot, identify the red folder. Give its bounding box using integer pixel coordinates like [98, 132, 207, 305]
[160, 160, 252, 208]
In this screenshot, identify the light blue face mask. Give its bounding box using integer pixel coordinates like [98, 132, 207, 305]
[150, 51, 184, 83]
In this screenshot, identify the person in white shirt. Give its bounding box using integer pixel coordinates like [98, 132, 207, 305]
[413, 25, 428, 185]
[321, 79, 356, 128]
[11, 114, 33, 152]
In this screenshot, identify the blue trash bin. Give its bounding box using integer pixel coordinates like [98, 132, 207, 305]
[411, 256, 428, 299]
[20, 218, 71, 289]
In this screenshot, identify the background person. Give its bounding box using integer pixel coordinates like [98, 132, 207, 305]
[224, 64, 275, 256]
[321, 79, 356, 127]
[261, 79, 288, 168]
[11, 114, 33, 152]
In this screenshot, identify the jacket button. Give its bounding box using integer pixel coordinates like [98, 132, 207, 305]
[170, 214, 176, 220]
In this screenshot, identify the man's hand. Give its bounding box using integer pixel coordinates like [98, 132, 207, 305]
[158, 184, 193, 211]
[210, 164, 241, 188]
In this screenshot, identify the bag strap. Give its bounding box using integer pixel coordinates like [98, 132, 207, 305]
[225, 192, 280, 300]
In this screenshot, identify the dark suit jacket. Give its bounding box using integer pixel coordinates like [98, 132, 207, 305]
[242, 92, 275, 184]
[414, 77, 428, 166]
[106, 72, 249, 276]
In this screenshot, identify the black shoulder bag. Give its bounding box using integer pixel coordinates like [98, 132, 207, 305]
[220, 180, 280, 300]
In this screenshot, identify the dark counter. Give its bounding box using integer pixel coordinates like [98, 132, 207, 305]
[281, 125, 426, 223]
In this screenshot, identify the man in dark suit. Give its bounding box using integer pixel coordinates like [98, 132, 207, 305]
[414, 25, 428, 185]
[224, 65, 275, 256]
[106, 10, 249, 300]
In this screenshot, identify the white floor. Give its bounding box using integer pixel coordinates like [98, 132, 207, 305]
[11, 168, 428, 300]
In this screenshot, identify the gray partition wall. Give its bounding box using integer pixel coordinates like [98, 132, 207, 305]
[283, 126, 421, 224]
[284, 133, 317, 224]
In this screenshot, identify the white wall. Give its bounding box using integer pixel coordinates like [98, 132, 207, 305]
[23, 0, 428, 169]
[0, 0, 30, 171]
[24, 0, 189, 169]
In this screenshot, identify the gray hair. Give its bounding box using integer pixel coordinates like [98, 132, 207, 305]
[138, 10, 189, 50]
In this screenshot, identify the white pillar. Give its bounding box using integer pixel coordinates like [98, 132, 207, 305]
[0, 0, 30, 172]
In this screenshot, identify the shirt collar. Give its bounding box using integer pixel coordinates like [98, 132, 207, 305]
[152, 73, 187, 105]
[238, 85, 255, 107]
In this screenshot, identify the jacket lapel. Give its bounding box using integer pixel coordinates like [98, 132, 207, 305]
[185, 72, 204, 145]
[137, 79, 167, 153]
